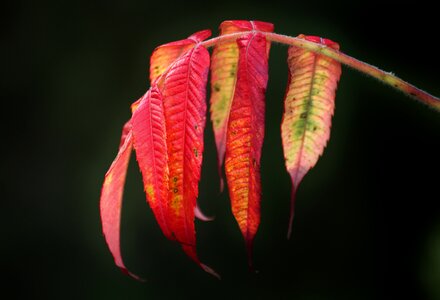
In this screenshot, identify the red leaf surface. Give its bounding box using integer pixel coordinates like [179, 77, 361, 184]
[150, 30, 213, 222]
[150, 30, 211, 85]
[161, 43, 219, 278]
[100, 121, 143, 280]
[224, 32, 269, 267]
[281, 35, 342, 238]
[131, 86, 173, 240]
[210, 20, 273, 191]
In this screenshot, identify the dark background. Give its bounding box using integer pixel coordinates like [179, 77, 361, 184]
[3, 0, 440, 299]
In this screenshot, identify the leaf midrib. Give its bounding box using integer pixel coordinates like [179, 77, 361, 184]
[291, 50, 319, 189]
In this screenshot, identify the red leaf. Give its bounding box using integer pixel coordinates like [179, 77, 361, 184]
[100, 121, 143, 281]
[149, 30, 213, 222]
[224, 32, 269, 268]
[161, 43, 219, 278]
[221, 20, 274, 55]
[281, 35, 342, 238]
[150, 30, 211, 85]
[132, 86, 173, 240]
[210, 21, 273, 191]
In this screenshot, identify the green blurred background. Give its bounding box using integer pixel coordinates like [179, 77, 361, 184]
[3, 0, 440, 299]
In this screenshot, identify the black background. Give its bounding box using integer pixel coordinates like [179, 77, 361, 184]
[2, 0, 440, 299]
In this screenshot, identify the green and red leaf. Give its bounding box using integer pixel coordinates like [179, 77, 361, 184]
[100, 121, 143, 280]
[224, 32, 269, 267]
[210, 20, 273, 191]
[161, 43, 219, 278]
[150, 30, 211, 85]
[281, 35, 342, 238]
[131, 86, 173, 240]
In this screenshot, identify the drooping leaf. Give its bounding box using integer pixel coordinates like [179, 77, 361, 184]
[150, 30, 213, 222]
[100, 121, 143, 281]
[131, 86, 173, 240]
[224, 32, 269, 267]
[210, 20, 273, 191]
[281, 35, 342, 238]
[150, 30, 211, 84]
[161, 43, 219, 278]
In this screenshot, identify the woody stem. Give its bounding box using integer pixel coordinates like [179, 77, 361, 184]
[201, 31, 440, 112]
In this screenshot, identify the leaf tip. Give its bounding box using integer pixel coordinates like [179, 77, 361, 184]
[287, 184, 298, 240]
[216, 162, 224, 193]
[194, 205, 215, 222]
[201, 263, 221, 280]
[286, 207, 295, 240]
[245, 238, 255, 270]
[119, 267, 146, 282]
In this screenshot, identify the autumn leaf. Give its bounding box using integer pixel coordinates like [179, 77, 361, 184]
[131, 86, 173, 240]
[100, 121, 143, 281]
[281, 35, 342, 238]
[210, 20, 273, 191]
[150, 29, 214, 222]
[224, 32, 269, 267]
[150, 30, 211, 85]
[161, 42, 219, 278]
